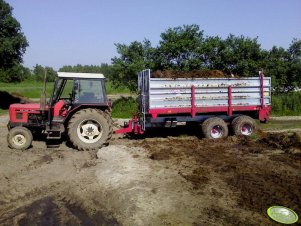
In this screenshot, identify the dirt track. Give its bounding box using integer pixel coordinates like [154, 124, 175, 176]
[0, 117, 301, 226]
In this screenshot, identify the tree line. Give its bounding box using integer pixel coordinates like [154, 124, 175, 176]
[111, 25, 301, 93]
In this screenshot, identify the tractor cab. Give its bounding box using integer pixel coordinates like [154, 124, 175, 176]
[51, 72, 108, 106]
[7, 72, 113, 150]
[46, 72, 109, 137]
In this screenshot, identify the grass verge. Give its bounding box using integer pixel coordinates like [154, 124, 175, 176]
[258, 120, 301, 131]
[0, 109, 8, 116]
[271, 92, 301, 116]
[0, 80, 53, 99]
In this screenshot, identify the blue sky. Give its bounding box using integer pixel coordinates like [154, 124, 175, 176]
[6, 0, 301, 70]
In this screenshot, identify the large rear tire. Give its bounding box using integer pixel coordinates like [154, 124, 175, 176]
[232, 115, 256, 136]
[7, 126, 33, 150]
[68, 108, 113, 151]
[202, 117, 228, 139]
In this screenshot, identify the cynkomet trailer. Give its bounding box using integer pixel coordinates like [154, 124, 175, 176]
[116, 69, 271, 138]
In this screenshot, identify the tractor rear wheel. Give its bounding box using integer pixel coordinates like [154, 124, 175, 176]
[68, 108, 113, 151]
[202, 117, 228, 139]
[7, 126, 33, 150]
[232, 115, 256, 136]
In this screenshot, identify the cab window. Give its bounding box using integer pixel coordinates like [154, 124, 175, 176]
[74, 79, 104, 103]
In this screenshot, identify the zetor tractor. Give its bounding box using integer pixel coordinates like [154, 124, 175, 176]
[7, 72, 113, 151]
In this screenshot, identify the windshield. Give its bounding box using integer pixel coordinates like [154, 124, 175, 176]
[51, 78, 64, 103]
[74, 79, 105, 103]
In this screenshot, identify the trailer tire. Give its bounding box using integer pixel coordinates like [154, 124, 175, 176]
[232, 115, 256, 136]
[202, 117, 228, 139]
[68, 108, 113, 151]
[7, 126, 33, 150]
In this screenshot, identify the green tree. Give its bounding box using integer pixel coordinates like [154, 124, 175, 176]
[33, 64, 57, 82]
[111, 24, 300, 93]
[222, 35, 263, 76]
[201, 35, 263, 76]
[0, 0, 28, 82]
[287, 39, 301, 89]
[201, 35, 225, 69]
[59, 63, 113, 79]
[155, 24, 204, 71]
[264, 39, 301, 93]
[111, 40, 154, 91]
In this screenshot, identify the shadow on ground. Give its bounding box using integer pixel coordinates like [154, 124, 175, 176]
[0, 91, 30, 109]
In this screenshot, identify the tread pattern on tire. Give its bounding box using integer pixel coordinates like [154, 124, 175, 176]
[202, 117, 228, 139]
[67, 108, 113, 151]
[7, 126, 33, 150]
[231, 115, 257, 136]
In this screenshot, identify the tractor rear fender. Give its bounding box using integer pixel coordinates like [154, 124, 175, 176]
[63, 104, 111, 126]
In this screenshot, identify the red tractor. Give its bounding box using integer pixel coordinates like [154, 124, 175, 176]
[7, 72, 113, 150]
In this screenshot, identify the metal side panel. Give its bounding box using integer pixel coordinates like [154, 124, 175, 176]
[138, 69, 151, 130]
[149, 77, 271, 88]
[147, 77, 271, 109]
[149, 98, 271, 108]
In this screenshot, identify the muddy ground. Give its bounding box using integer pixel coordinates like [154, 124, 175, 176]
[0, 117, 300, 226]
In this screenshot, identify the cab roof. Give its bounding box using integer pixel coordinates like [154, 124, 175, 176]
[57, 72, 105, 79]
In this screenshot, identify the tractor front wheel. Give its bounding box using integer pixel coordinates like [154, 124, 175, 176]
[7, 126, 33, 150]
[68, 108, 113, 151]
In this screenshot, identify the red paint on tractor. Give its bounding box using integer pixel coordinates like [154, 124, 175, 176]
[9, 103, 46, 123]
[53, 100, 65, 116]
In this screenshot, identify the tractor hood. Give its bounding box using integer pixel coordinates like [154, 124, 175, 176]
[8, 103, 48, 123]
[9, 103, 46, 112]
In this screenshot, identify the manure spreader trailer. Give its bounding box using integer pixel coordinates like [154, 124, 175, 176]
[116, 69, 271, 138]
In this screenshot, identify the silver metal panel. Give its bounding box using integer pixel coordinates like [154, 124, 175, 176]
[150, 87, 271, 94]
[138, 69, 271, 112]
[149, 78, 271, 88]
[150, 98, 271, 108]
[138, 69, 150, 130]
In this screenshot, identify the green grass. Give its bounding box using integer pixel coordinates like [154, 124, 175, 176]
[0, 109, 8, 115]
[0, 80, 53, 98]
[271, 92, 301, 116]
[0, 80, 131, 99]
[112, 97, 138, 118]
[258, 120, 301, 131]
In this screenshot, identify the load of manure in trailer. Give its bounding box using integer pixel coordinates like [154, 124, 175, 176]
[151, 69, 238, 79]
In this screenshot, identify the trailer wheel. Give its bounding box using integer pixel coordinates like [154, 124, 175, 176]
[232, 115, 256, 136]
[68, 108, 113, 151]
[7, 126, 33, 150]
[202, 117, 228, 139]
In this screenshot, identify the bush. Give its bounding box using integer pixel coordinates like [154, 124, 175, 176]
[0, 64, 30, 83]
[271, 92, 301, 116]
[112, 97, 138, 118]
